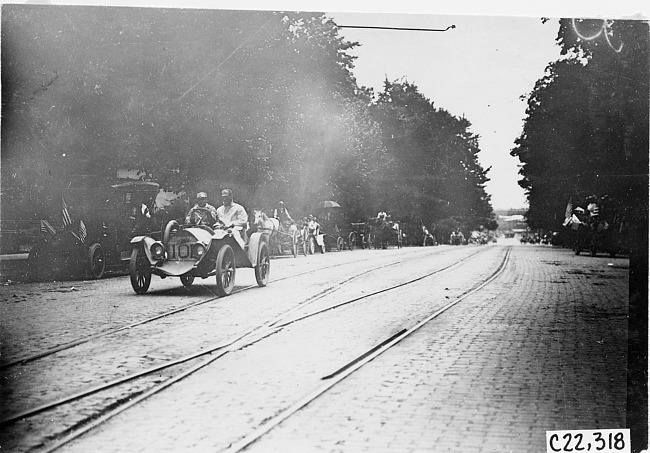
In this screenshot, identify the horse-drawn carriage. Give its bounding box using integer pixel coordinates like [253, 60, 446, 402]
[252, 210, 304, 258]
[574, 217, 628, 257]
[347, 222, 371, 250]
[129, 219, 270, 296]
[305, 201, 345, 253]
[366, 216, 403, 249]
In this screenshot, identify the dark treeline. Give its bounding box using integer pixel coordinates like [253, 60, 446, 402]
[2, 6, 494, 234]
[511, 18, 648, 231]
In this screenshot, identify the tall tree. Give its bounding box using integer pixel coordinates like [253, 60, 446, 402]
[372, 79, 492, 229]
[512, 18, 648, 230]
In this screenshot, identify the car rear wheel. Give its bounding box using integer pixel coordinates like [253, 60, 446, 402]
[337, 237, 343, 251]
[88, 243, 106, 279]
[308, 236, 317, 255]
[130, 247, 151, 294]
[215, 245, 235, 296]
[255, 242, 270, 287]
[180, 273, 195, 287]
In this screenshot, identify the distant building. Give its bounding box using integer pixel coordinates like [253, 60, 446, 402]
[494, 209, 528, 238]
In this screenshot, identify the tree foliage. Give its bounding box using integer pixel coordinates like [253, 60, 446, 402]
[2, 5, 493, 232]
[511, 18, 649, 230]
[371, 79, 493, 230]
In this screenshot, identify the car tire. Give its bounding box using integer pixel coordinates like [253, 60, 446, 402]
[88, 243, 106, 279]
[255, 242, 270, 287]
[130, 247, 151, 294]
[215, 245, 235, 297]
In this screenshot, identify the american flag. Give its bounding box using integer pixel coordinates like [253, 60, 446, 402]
[78, 220, 87, 243]
[564, 197, 573, 222]
[62, 196, 73, 227]
[40, 219, 57, 236]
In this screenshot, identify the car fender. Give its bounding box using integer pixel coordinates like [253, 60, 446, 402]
[130, 236, 160, 263]
[247, 231, 268, 266]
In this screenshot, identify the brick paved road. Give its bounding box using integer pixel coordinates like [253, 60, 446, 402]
[0, 243, 633, 453]
[245, 243, 630, 453]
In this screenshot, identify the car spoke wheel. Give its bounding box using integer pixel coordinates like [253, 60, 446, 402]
[215, 245, 236, 296]
[130, 248, 151, 294]
[255, 242, 270, 287]
[308, 237, 316, 255]
[180, 273, 195, 287]
[337, 237, 343, 251]
[88, 243, 106, 279]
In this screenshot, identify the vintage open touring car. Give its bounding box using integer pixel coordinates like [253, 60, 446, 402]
[129, 218, 270, 296]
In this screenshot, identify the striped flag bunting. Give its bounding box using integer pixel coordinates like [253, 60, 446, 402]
[62, 196, 72, 228]
[78, 220, 87, 243]
[40, 219, 57, 236]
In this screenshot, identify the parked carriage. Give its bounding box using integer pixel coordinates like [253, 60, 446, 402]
[450, 230, 465, 245]
[28, 180, 161, 281]
[309, 200, 345, 253]
[347, 222, 371, 250]
[574, 218, 628, 257]
[366, 217, 402, 249]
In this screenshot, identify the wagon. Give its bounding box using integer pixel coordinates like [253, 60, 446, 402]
[129, 221, 270, 296]
[367, 218, 403, 249]
[347, 222, 371, 250]
[269, 224, 304, 258]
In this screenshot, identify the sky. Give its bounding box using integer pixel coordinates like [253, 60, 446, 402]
[3, 0, 647, 210]
[327, 13, 561, 211]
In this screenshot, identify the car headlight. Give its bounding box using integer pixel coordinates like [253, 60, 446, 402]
[150, 243, 165, 259]
[193, 243, 206, 259]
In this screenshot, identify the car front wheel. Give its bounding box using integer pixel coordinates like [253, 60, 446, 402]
[130, 247, 151, 294]
[215, 245, 236, 296]
[88, 243, 106, 279]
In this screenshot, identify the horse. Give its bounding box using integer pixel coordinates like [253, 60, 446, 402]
[253, 210, 280, 235]
[253, 210, 283, 255]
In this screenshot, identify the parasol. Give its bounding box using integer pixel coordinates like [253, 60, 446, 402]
[313, 200, 341, 210]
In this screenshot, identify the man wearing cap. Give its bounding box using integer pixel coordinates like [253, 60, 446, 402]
[185, 192, 218, 226]
[273, 201, 294, 231]
[216, 188, 248, 232]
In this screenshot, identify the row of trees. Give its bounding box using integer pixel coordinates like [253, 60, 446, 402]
[511, 18, 648, 231]
[2, 6, 494, 234]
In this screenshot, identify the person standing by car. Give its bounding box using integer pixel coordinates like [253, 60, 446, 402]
[185, 192, 218, 226]
[216, 188, 248, 243]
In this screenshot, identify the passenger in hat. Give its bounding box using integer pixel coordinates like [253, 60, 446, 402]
[185, 192, 218, 226]
[216, 188, 248, 230]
